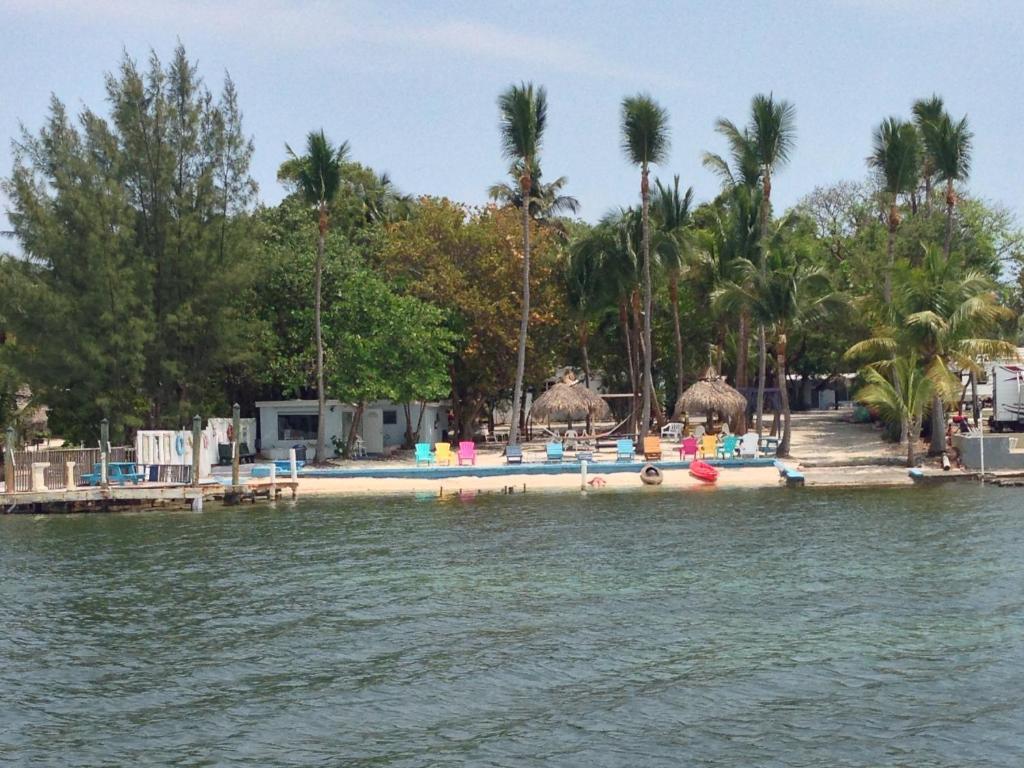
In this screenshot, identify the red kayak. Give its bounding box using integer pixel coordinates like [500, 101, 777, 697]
[689, 459, 719, 483]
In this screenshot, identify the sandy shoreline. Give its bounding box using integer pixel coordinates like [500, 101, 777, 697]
[290, 464, 920, 497]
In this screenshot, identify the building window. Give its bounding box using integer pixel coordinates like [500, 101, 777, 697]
[383, 410, 398, 425]
[278, 414, 318, 441]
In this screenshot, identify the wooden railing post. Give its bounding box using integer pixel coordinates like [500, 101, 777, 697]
[231, 403, 240, 490]
[100, 418, 110, 489]
[4, 427, 14, 493]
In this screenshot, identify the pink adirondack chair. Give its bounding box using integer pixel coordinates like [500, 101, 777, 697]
[677, 436, 698, 460]
[457, 441, 476, 466]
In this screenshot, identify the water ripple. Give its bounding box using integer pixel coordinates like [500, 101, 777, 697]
[2, 486, 1023, 766]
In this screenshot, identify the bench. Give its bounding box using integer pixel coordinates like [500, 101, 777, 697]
[773, 460, 805, 487]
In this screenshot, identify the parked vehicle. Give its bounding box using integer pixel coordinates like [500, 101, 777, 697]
[989, 364, 1024, 431]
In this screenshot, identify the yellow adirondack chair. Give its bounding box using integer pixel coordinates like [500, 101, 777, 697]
[434, 442, 453, 466]
[699, 434, 718, 459]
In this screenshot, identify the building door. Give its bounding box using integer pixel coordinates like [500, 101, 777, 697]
[363, 409, 384, 454]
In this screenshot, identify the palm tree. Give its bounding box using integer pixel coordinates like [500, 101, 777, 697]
[498, 82, 547, 445]
[652, 175, 694, 411]
[488, 159, 579, 236]
[283, 130, 348, 463]
[867, 118, 921, 304]
[621, 94, 670, 439]
[748, 94, 797, 439]
[703, 120, 761, 390]
[911, 94, 944, 210]
[921, 112, 972, 258]
[713, 222, 840, 456]
[848, 244, 1013, 455]
[855, 356, 933, 467]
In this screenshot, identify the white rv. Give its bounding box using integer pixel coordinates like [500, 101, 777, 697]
[989, 363, 1024, 431]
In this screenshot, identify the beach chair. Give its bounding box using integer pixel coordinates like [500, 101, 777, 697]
[434, 442, 452, 466]
[616, 439, 635, 462]
[505, 445, 523, 464]
[698, 434, 718, 459]
[545, 442, 564, 463]
[660, 422, 684, 442]
[677, 436, 698, 460]
[717, 434, 740, 459]
[643, 435, 662, 460]
[415, 443, 434, 466]
[739, 432, 759, 459]
[457, 441, 476, 466]
[692, 425, 706, 439]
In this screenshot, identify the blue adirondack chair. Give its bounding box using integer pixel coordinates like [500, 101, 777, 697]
[616, 439, 635, 462]
[414, 443, 434, 466]
[505, 445, 524, 464]
[545, 442, 564, 463]
[717, 435, 740, 459]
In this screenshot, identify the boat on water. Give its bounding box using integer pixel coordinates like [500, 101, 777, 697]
[689, 459, 719, 483]
[640, 463, 663, 486]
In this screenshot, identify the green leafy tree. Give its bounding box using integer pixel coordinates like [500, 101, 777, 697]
[3, 46, 256, 441]
[621, 94, 671, 438]
[498, 82, 548, 445]
[280, 130, 349, 463]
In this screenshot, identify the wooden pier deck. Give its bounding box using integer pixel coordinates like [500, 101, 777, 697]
[1, 479, 298, 514]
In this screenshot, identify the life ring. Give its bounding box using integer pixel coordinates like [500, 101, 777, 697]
[227, 424, 235, 442]
[174, 434, 185, 456]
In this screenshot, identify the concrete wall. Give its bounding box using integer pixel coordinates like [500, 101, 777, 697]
[952, 433, 1024, 470]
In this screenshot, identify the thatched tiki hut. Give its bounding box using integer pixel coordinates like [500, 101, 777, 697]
[673, 367, 747, 431]
[530, 373, 611, 429]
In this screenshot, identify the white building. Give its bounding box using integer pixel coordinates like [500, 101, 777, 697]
[255, 399, 450, 460]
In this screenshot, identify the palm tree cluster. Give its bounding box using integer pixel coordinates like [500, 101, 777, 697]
[281, 85, 1010, 465]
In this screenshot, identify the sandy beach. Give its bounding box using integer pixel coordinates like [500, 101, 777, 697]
[280, 410, 923, 497]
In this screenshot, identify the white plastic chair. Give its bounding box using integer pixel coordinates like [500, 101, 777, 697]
[692, 424, 706, 440]
[563, 429, 579, 449]
[660, 422, 684, 442]
[739, 432, 759, 459]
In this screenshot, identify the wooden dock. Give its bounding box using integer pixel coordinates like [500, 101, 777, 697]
[0, 480, 298, 514]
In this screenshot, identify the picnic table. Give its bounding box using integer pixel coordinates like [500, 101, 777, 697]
[80, 462, 144, 486]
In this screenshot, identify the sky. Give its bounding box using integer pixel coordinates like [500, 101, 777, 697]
[2, 0, 1023, 237]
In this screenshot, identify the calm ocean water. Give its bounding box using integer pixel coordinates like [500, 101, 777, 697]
[2, 486, 1023, 767]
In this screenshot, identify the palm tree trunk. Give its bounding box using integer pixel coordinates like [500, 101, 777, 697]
[669, 273, 685, 413]
[736, 311, 749, 388]
[884, 204, 897, 304]
[755, 169, 771, 438]
[314, 211, 327, 464]
[944, 179, 955, 258]
[906, 415, 917, 467]
[509, 179, 532, 445]
[777, 333, 791, 457]
[579, 321, 592, 387]
[929, 391, 945, 456]
[755, 325, 767, 436]
[620, 300, 637, 407]
[640, 164, 654, 440]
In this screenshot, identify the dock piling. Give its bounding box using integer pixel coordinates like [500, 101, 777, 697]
[191, 415, 201, 487]
[231, 403, 241, 491]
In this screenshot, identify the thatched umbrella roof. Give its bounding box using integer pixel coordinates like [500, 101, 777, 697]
[530, 374, 611, 422]
[673, 367, 747, 420]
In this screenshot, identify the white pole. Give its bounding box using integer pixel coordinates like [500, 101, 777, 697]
[289, 448, 298, 481]
[979, 411, 985, 485]
[580, 459, 588, 492]
[65, 461, 75, 490]
[269, 462, 277, 497]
